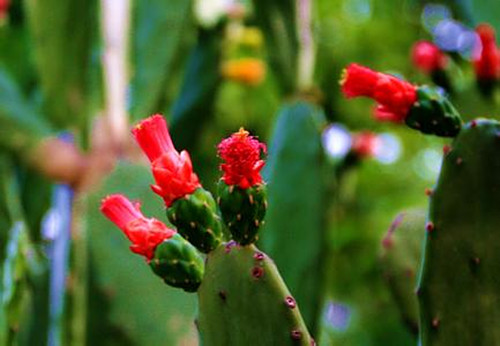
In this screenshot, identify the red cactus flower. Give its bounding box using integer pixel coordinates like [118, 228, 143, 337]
[132, 114, 201, 207]
[100, 194, 176, 260]
[341, 63, 418, 123]
[473, 24, 500, 81]
[217, 128, 266, 189]
[351, 132, 379, 158]
[411, 41, 448, 73]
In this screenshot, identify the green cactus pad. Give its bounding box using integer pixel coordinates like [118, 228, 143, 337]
[417, 119, 500, 345]
[197, 242, 314, 345]
[217, 182, 267, 246]
[149, 233, 204, 292]
[167, 188, 224, 253]
[261, 101, 328, 335]
[405, 86, 462, 138]
[380, 209, 426, 336]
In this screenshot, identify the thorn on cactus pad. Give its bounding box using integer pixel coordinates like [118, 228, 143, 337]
[251, 266, 264, 279]
[219, 290, 227, 301]
[415, 288, 421, 296]
[290, 330, 302, 340]
[473, 257, 481, 265]
[443, 145, 451, 155]
[225, 240, 237, 253]
[253, 252, 264, 261]
[249, 194, 254, 204]
[456, 157, 463, 165]
[432, 317, 440, 329]
[311, 339, 316, 346]
[426, 222, 435, 232]
[190, 221, 196, 229]
[254, 219, 260, 227]
[285, 296, 296, 309]
[228, 185, 234, 194]
[470, 120, 477, 128]
[236, 214, 242, 221]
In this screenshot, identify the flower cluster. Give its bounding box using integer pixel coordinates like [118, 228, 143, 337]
[132, 114, 201, 207]
[341, 63, 417, 123]
[100, 194, 175, 260]
[217, 128, 266, 189]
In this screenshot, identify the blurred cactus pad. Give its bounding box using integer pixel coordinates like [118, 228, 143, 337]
[3, 0, 500, 345]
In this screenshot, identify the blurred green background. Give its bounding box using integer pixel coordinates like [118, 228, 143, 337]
[0, 0, 499, 345]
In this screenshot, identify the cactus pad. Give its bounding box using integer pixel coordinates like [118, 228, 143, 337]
[418, 119, 500, 345]
[149, 233, 205, 292]
[406, 86, 462, 138]
[217, 182, 267, 245]
[197, 242, 314, 345]
[167, 188, 224, 253]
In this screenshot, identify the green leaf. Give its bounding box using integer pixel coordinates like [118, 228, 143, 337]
[24, 0, 97, 129]
[169, 27, 222, 151]
[86, 161, 198, 345]
[252, 0, 299, 94]
[131, 0, 193, 120]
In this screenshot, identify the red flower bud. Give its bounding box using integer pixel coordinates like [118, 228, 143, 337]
[473, 23, 500, 80]
[132, 114, 201, 207]
[351, 132, 379, 158]
[0, 0, 10, 20]
[217, 128, 266, 189]
[411, 41, 448, 73]
[100, 194, 176, 260]
[341, 63, 417, 123]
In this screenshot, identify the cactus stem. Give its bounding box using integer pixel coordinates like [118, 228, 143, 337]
[443, 145, 452, 155]
[251, 266, 264, 279]
[285, 296, 297, 309]
[426, 222, 435, 232]
[291, 330, 302, 340]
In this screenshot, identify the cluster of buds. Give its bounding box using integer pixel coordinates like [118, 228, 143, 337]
[101, 114, 268, 292]
[340, 63, 462, 137]
[473, 23, 500, 96]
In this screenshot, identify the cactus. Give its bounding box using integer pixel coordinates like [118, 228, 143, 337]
[197, 242, 314, 346]
[217, 183, 267, 245]
[167, 188, 224, 253]
[417, 119, 500, 345]
[261, 101, 328, 335]
[149, 233, 204, 292]
[380, 209, 426, 335]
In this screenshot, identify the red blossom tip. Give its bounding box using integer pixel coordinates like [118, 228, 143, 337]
[217, 128, 266, 189]
[474, 23, 500, 80]
[340, 63, 417, 123]
[132, 114, 201, 207]
[100, 194, 175, 260]
[411, 41, 448, 73]
[132, 114, 175, 163]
